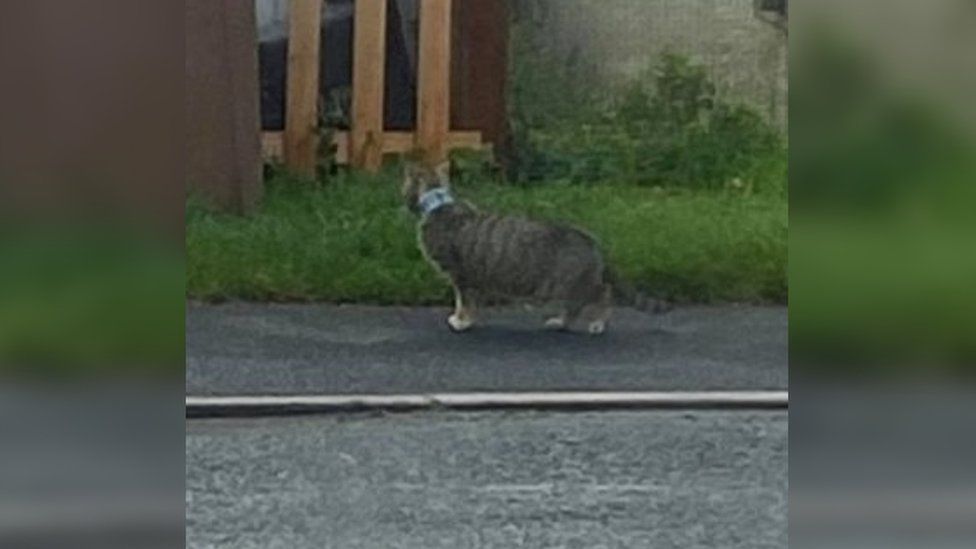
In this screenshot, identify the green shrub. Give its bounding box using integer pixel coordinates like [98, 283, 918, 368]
[510, 44, 787, 194]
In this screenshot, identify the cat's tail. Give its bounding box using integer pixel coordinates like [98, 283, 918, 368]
[603, 266, 674, 315]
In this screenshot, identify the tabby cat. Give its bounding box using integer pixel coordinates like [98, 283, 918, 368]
[403, 162, 669, 334]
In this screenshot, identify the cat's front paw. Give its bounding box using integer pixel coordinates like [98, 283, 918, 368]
[447, 314, 474, 333]
[544, 316, 568, 330]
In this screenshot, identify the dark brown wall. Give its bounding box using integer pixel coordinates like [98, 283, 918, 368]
[185, 0, 262, 213]
[0, 0, 184, 232]
[452, 0, 511, 153]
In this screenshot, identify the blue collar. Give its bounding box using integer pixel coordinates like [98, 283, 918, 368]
[418, 187, 455, 216]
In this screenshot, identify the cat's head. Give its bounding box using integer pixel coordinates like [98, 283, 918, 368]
[402, 161, 451, 213]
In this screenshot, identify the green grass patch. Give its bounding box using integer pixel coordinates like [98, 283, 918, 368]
[187, 171, 786, 305]
[791, 213, 976, 372]
[0, 230, 184, 376]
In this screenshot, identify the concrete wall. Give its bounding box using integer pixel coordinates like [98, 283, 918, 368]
[518, 0, 788, 130]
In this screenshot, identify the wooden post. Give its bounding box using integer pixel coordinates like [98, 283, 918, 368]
[416, 0, 452, 165]
[284, 0, 322, 178]
[186, 0, 263, 212]
[351, 0, 388, 172]
[453, 0, 510, 153]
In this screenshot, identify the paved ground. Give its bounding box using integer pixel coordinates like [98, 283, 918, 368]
[186, 303, 788, 547]
[186, 410, 787, 549]
[186, 303, 787, 395]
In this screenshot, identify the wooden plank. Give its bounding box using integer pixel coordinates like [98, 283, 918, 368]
[416, 0, 453, 164]
[381, 130, 482, 156]
[452, 0, 510, 152]
[186, 0, 263, 212]
[350, 0, 388, 172]
[445, 130, 484, 150]
[262, 131, 482, 165]
[283, 0, 322, 178]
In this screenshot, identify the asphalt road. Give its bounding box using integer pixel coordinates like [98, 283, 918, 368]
[186, 410, 787, 549]
[186, 303, 787, 395]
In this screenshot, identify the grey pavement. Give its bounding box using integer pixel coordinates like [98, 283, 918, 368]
[186, 410, 787, 549]
[186, 303, 787, 395]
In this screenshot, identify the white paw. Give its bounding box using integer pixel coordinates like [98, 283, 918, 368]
[447, 314, 473, 332]
[544, 316, 567, 330]
[587, 321, 606, 335]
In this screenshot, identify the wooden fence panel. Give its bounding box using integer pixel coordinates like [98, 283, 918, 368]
[283, 0, 322, 177]
[266, 0, 493, 171]
[416, 0, 452, 164]
[351, 0, 388, 171]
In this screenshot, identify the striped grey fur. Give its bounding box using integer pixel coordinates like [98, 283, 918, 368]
[404, 162, 655, 334]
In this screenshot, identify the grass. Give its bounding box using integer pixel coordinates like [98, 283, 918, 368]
[0, 230, 184, 375]
[791, 212, 976, 372]
[185, 46, 788, 307]
[186, 170, 787, 305]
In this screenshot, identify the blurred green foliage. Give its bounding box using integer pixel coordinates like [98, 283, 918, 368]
[790, 27, 976, 373]
[791, 31, 975, 213]
[0, 229, 184, 376]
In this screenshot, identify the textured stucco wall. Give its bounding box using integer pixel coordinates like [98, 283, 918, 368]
[518, 0, 788, 130]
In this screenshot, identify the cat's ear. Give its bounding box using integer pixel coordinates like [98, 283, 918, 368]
[402, 161, 422, 184]
[434, 160, 451, 186]
[401, 162, 421, 211]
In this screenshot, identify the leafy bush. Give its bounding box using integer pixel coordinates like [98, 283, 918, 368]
[510, 47, 786, 194]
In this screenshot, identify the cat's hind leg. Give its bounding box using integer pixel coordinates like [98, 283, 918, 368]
[447, 285, 477, 333]
[544, 301, 578, 331]
[579, 285, 613, 336]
